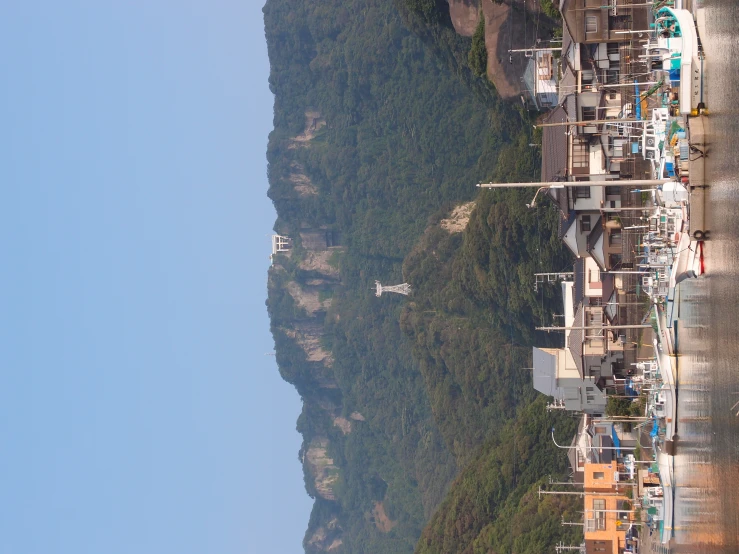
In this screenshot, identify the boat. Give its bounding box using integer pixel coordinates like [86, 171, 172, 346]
[648, 7, 705, 115]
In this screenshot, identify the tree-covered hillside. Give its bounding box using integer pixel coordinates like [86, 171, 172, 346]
[263, 0, 574, 552]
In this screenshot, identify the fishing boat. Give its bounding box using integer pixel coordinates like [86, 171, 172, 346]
[647, 7, 705, 115]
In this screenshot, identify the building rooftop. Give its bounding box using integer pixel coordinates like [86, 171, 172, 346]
[541, 104, 569, 183]
[568, 305, 585, 378]
[586, 217, 606, 270]
[574, 258, 585, 306]
[532, 347, 559, 397]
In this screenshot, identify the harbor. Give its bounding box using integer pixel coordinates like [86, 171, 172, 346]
[485, 0, 739, 551]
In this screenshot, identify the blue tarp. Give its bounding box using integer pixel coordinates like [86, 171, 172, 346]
[612, 428, 622, 457]
[650, 416, 660, 438]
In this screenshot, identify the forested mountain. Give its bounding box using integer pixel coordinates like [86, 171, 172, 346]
[262, 0, 578, 552]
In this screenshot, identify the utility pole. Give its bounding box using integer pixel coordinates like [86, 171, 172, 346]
[533, 118, 643, 128]
[561, 519, 585, 526]
[537, 324, 652, 332]
[555, 543, 585, 553]
[601, 207, 656, 212]
[538, 488, 625, 498]
[477, 179, 670, 188]
[549, 476, 582, 487]
[508, 46, 562, 55]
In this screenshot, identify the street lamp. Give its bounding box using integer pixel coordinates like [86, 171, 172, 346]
[526, 186, 548, 209]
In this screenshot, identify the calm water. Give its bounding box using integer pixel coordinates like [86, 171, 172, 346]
[670, 1, 739, 551]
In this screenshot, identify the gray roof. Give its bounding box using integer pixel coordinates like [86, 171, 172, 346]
[568, 305, 585, 378]
[561, 16, 573, 60]
[565, 94, 578, 133]
[573, 258, 585, 305]
[586, 217, 605, 266]
[559, 210, 577, 240]
[558, 67, 577, 105]
[541, 104, 569, 184]
[532, 348, 558, 397]
[558, 22, 576, 104]
[601, 273, 615, 309]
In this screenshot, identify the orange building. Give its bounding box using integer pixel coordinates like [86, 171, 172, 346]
[583, 463, 632, 554]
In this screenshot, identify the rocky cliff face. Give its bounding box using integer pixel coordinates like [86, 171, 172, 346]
[305, 437, 340, 501]
[268, 217, 350, 550]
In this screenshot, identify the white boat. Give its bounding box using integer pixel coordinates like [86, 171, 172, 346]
[649, 7, 704, 115]
[671, 232, 703, 285]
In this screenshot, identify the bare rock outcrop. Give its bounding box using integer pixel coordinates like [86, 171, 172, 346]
[371, 502, 397, 533]
[283, 324, 334, 367]
[305, 438, 339, 501]
[333, 416, 352, 435]
[306, 517, 342, 552]
[290, 162, 318, 196]
[289, 110, 326, 149]
[286, 281, 332, 315]
[298, 250, 341, 279]
[440, 201, 475, 233]
[448, 0, 480, 36]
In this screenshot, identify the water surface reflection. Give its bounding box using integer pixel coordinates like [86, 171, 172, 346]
[670, 1, 739, 550]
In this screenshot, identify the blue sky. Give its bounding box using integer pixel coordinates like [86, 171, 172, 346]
[0, 2, 312, 553]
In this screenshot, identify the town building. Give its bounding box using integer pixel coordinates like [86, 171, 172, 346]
[583, 462, 633, 554]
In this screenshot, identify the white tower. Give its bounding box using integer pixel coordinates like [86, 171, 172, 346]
[375, 281, 411, 297]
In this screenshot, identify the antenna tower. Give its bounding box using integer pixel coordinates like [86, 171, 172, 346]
[375, 281, 411, 297]
[534, 271, 574, 291]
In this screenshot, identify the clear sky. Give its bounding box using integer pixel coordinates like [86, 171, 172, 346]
[0, 2, 312, 553]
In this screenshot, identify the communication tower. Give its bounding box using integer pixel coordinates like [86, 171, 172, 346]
[375, 281, 411, 297]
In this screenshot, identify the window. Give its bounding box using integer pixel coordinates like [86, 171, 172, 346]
[609, 230, 622, 246]
[582, 106, 597, 121]
[605, 186, 621, 197]
[593, 471, 605, 480]
[575, 186, 591, 199]
[581, 215, 592, 232]
[572, 139, 589, 172]
[593, 499, 606, 530]
[586, 16, 598, 33]
[604, 69, 620, 85]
